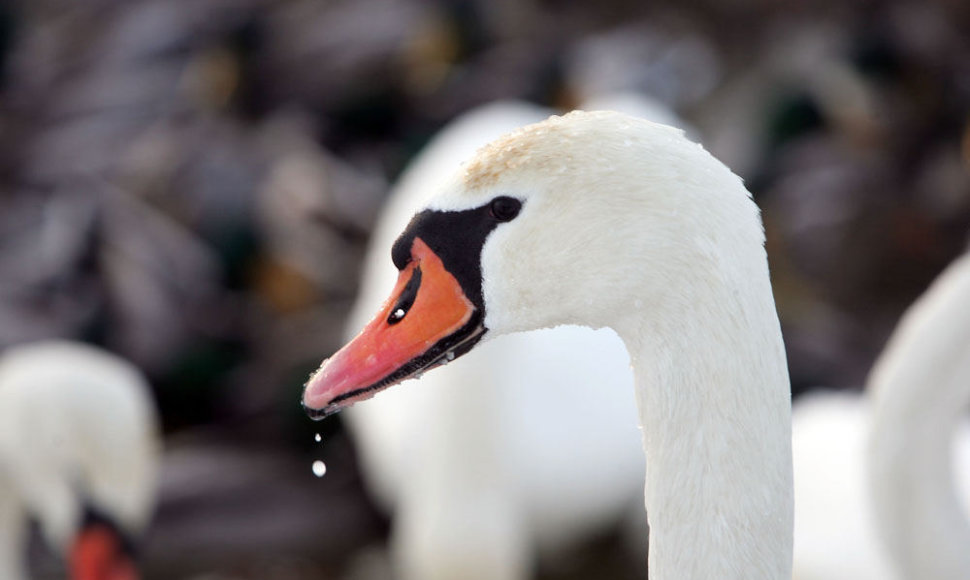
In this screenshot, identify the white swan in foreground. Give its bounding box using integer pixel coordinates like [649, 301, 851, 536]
[344, 101, 645, 580]
[791, 250, 970, 580]
[304, 110, 793, 580]
[0, 341, 159, 580]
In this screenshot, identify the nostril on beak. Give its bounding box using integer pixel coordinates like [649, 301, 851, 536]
[386, 265, 422, 325]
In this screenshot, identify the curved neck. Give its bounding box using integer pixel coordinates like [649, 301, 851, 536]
[868, 253, 970, 580]
[614, 255, 793, 580]
[0, 477, 27, 580]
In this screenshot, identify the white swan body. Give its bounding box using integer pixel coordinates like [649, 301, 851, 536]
[304, 110, 794, 580]
[345, 101, 647, 580]
[792, 392, 895, 580]
[792, 391, 970, 580]
[0, 341, 160, 580]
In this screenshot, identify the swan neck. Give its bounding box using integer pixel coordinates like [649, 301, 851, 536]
[868, 253, 970, 580]
[619, 274, 793, 580]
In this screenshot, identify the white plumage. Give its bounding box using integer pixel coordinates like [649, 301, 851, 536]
[792, 392, 895, 580]
[792, 250, 970, 580]
[868, 250, 970, 580]
[345, 102, 647, 580]
[0, 341, 159, 580]
[309, 109, 794, 580]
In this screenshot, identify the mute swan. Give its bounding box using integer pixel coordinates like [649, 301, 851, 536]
[868, 250, 970, 580]
[304, 110, 793, 580]
[344, 101, 647, 580]
[0, 341, 160, 580]
[791, 250, 970, 580]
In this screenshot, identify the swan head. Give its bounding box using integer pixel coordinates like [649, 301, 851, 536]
[69, 508, 139, 580]
[303, 110, 763, 418]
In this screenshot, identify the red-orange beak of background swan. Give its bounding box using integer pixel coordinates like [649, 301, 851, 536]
[70, 524, 138, 580]
[302, 238, 484, 418]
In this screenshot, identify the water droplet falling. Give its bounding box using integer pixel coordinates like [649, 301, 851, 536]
[312, 460, 327, 477]
[314, 433, 322, 443]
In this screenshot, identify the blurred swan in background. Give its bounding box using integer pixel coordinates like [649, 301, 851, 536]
[344, 96, 687, 580]
[792, 250, 970, 580]
[867, 249, 970, 580]
[0, 341, 160, 580]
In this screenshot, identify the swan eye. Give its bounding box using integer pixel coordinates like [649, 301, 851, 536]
[489, 196, 522, 222]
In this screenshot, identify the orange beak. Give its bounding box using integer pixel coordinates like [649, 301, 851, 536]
[70, 525, 138, 580]
[303, 237, 484, 418]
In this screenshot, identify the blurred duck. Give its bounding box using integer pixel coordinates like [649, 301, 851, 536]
[344, 97, 688, 580]
[792, 250, 970, 580]
[0, 341, 160, 580]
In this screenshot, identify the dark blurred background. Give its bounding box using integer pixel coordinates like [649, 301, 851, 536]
[0, 0, 968, 578]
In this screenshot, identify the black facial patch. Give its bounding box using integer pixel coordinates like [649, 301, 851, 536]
[303, 198, 523, 420]
[391, 198, 523, 312]
[80, 503, 137, 558]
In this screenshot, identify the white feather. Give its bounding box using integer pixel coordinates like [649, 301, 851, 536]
[349, 109, 792, 580]
[0, 341, 159, 579]
[346, 101, 654, 580]
[791, 251, 970, 580]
